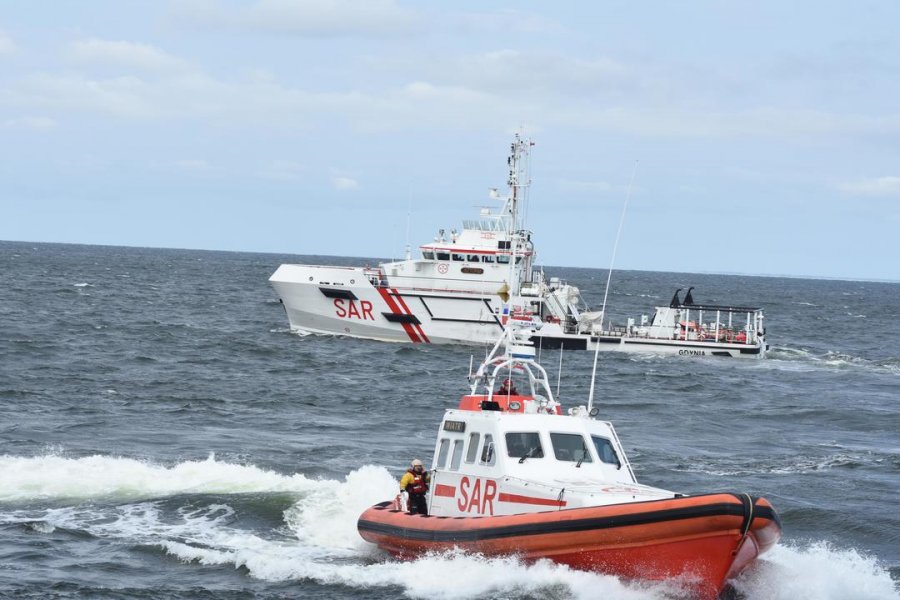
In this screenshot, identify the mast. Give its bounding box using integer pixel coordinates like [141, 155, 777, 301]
[468, 133, 548, 401]
[504, 132, 533, 296]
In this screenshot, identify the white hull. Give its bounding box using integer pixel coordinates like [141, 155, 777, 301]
[270, 264, 504, 345]
[270, 264, 766, 357]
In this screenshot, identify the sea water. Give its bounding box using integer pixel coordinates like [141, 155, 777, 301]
[1, 241, 897, 599]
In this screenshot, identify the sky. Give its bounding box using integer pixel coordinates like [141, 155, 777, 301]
[1, 1, 899, 281]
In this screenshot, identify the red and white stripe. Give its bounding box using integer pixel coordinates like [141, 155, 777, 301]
[375, 287, 430, 344]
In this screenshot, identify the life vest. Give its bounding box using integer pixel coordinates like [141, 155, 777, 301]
[406, 469, 429, 494]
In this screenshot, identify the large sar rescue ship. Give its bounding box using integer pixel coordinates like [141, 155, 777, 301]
[357, 305, 781, 598]
[270, 134, 768, 357]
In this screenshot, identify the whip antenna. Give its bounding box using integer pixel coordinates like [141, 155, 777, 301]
[556, 344, 564, 397]
[404, 188, 413, 260]
[587, 160, 639, 412]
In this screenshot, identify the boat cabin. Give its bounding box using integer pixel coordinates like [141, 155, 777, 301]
[426, 395, 665, 517]
[634, 288, 765, 344]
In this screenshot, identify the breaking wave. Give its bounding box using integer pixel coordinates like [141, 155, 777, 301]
[0, 453, 326, 503]
[672, 443, 897, 477]
[0, 454, 896, 599]
[731, 542, 898, 600]
[766, 347, 900, 374]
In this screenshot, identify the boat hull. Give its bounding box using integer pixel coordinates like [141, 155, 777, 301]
[358, 493, 780, 599]
[269, 266, 766, 357]
[534, 330, 767, 357]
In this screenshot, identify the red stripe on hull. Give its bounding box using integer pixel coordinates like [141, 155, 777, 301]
[391, 290, 430, 343]
[375, 287, 420, 343]
[434, 484, 456, 498]
[498, 492, 567, 507]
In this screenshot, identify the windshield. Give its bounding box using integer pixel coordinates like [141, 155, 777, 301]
[505, 432, 543, 461]
[591, 435, 621, 468]
[550, 433, 592, 463]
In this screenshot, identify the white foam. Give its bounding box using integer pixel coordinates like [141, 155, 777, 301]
[162, 543, 680, 600]
[674, 452, 866, 477]
[765, 347, 900, 375]
[2, 455, 896, 599]
[0, 453, 321, 502]
[27, 520, 55, 534]
[732, 542, 899, 600]
[284, 464, 397, 550]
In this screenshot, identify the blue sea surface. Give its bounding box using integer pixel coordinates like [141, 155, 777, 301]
[1, 241, 898, 599]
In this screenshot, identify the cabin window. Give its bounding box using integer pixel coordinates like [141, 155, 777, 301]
[591, 435, 621, 467]
[436, 438, 450, 469]
[468, 255, 480, 262]
[422, 251, 435, 260]
[436, 252, 450, 260]
[515, 256, 523, 264]
[465, 433, 481, 463]
[452, 253, 466, 262]
[450, 440, 464, 471]
[550, 433, 592, 463]
[505, 432, 543, 459]
[481, 255, 494, 263]
[480, 434, 495, 465]
[496, 255, 510, 264]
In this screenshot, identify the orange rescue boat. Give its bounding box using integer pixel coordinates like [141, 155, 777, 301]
[359, 492, 780, 598]
[358, 295, 781, 599]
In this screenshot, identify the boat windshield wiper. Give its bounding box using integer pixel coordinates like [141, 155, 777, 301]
[575, 456, 585, 468]
[519, 447, 540, 464]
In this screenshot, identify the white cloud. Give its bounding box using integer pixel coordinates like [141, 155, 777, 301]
[6, 56, 900, 142]
[838, 176, 900, 197]
[2, 116, 57, 131]
[332, 175, 359, 191]
[257, 160, 305, 181]
[453, 50, 633, 97]
[557, 179, 641, 197]
[68, 39, 190, 73]
[176, 0, 417, 37]
[175, 159, 212, 171]
[558, 180, 616, 194]
[0, 31, 16, 56]
[555, 106, 900, 138]
[6, 73, 163, 118]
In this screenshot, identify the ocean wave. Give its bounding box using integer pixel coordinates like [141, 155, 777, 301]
[0, 453, 322, 503]
[0, 460, 895, 599]
[766, 347, 900, 374]
[731, 542, 899, 600]
[672, 452, 871, 477]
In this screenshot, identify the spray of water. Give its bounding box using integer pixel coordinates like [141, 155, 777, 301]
[1, 454, 896, 599]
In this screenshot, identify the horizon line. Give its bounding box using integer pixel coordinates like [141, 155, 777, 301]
[3, 238, 898, 285]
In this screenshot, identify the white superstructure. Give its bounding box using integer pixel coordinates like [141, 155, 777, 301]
[424, 314, 674, 516]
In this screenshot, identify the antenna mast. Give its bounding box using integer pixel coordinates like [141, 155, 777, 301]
[404, 188, 412, 261]
[504, 132, 532, 297]
[587, 161, 639, 412]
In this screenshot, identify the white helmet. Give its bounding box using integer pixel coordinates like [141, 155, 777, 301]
[411, 459, 423, 467]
